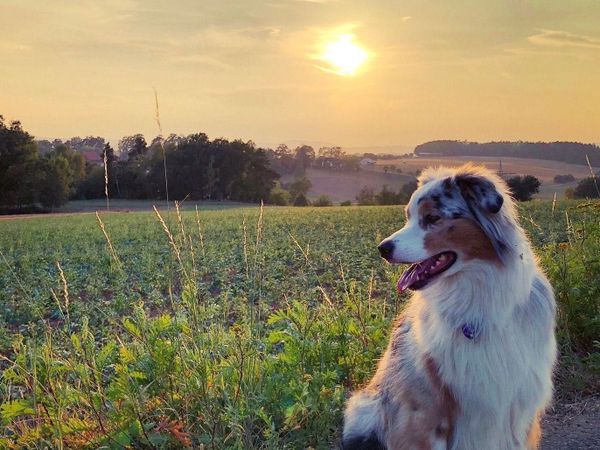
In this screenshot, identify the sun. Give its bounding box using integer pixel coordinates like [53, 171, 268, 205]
[320, 34, 368, 76]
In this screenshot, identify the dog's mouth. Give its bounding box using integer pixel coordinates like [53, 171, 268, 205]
[397, 251, 457, 293]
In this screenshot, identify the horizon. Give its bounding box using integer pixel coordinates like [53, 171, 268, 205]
[2, 1, 600, 147]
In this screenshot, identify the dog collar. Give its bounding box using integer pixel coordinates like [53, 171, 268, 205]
[462, 323, 479, 340]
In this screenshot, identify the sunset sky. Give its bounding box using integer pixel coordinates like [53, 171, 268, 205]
[1, 0, 599, 149]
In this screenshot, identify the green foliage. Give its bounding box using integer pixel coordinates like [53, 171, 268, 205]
[313, 195, 332, 207]
[340, 200, 352, 206]
[507, 175, 541, 201]
[268, 185, 291, 206]
[0, 116, 39, 210]
[573, 177, 600, 199]
[356, 186, 376, 205]
[293, 193, 309, 207]
[288, 176, 312, 202]
[554, 174, 575, 184]
[0, 201, 598, 447]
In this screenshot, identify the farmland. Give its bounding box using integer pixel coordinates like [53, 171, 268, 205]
[0, 202, 599, 448]
[370, 156, 599, 199]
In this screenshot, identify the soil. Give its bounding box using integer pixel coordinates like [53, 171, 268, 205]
[541, 396, 600, 449]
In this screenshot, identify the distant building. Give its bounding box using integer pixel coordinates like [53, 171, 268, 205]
[360, 158, 376, 167]
[82, 151, 103, 165]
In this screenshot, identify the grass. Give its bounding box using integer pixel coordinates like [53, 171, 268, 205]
[0, 201, 598, 448]
[54, 199, 255, 213]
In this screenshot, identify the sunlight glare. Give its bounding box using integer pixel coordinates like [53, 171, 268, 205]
[320, 34, 368, 76]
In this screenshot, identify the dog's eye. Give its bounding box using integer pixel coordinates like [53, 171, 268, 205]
[424, 214, 441, 226]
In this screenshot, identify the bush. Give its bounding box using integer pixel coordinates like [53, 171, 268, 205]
[573, 177, 600, 199]
[313, 195, 332, 207]
[340, 200, 352, 206]
[269, 185, 291, 205]
[554, 174, 575, 184]
[293, 193, 309, 206]
[356, 186, 376, 205]
[507, 175, 541, 201]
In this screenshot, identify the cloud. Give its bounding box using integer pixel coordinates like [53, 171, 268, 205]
[528, 29, 600, 50]
[401, 16, 412, 22]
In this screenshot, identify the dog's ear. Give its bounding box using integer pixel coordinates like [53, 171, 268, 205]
[455, 173, 508, 261]
[455, 174, 503, 214]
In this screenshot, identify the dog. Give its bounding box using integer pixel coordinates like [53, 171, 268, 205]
[342, 164, 557, 450]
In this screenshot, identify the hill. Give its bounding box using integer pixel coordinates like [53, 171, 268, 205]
[414, 140, 600, 166]
[281, 168, 415, 203]
[370, 156, 598, 199]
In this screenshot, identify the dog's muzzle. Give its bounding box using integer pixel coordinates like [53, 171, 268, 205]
[378, 239, 395, 260]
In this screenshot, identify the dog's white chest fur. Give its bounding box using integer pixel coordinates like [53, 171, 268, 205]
[413, 263, 556, 450]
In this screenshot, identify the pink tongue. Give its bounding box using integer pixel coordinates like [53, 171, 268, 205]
[397, 265, 420, 293]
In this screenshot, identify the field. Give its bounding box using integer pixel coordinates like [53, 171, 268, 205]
[281, 168, 415, 203]
[1, 202, 599, 448]
[371, 156, 599, 199]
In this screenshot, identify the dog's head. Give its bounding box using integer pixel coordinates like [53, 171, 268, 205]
[379, 164, 516, 293]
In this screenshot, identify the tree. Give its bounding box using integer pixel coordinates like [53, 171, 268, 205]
[553, 174, 575, 184]
[288, 176, 312, 201]
[376, 185, 399, 205]
[313, 195, 332, 207]
[293, 193, 309, 206]
[507, 175, 541, 201]
[37, 156, 72, 208]
[119, 134, 148, 161]
[573, 177, 600, 199]
[0, 116, 39, 209]
[293, 145, 315, 174]
[53, 144, 85, 186]
[269, 184, 291, 205]
[356, 186, 376, 205]
[399, 180, 418, 203]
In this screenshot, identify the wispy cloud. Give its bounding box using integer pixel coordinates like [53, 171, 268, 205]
[528, 29, 600, 50]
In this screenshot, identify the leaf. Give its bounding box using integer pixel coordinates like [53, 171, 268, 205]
[97, 341, 116, 369]
[1, 399, 35, 425]
[123, 317, 141, 338]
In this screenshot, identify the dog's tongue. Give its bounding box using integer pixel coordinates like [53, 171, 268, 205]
[397, 264, 421, 293]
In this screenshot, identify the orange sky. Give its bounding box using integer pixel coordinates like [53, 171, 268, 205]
[1, 0, 599, 148]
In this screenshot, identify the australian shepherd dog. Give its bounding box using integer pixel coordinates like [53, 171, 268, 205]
[342, 164, 557, 450]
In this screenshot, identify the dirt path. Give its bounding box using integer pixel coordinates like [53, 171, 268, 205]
[541, 396, 600, 449]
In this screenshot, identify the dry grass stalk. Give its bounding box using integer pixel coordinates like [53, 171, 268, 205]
[154, 88, 170, 209]
[242, 215, 249, 279]
[254, 200, 264, 268]
[153, 205, 189, 281]
[95, 211, 122, 269]
[585, 154, 600, 197]
[195, 205, 205, 257]
[103, 150, 109, 211]
[55, 261, 70, 325]
[175, 201, 187, 245]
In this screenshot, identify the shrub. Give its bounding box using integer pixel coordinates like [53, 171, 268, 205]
[269, 185, 291, 205]
[554, 174, 575, 184]
[573, 177, 600, 199]
[313, 195, 332, 207]
[293, 193, 309, 206]
[507, 175, 541, 201]
[356, 186, 376, 205]
[340, 200, 352, 206]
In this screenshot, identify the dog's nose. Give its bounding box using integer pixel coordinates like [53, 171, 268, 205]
[378, 240, 395, 259]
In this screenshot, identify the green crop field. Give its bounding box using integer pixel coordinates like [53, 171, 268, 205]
[1, 202, 599, 449]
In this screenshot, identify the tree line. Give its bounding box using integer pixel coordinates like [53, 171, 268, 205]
[0, 117, 279, 212]
[414, 140, 600, 166]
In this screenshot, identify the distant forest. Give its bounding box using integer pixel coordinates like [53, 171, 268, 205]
[0, 116, 361, 212]
[414, 141, 600, 166]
